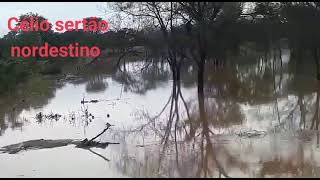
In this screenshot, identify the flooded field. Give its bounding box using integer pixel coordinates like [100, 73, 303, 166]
[1, 48, 320, 178]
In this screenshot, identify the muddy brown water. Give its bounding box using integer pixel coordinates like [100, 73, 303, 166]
[1, 50, 320, 177]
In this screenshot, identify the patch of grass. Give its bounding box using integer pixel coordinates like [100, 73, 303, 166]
[0, 62, 31, 94]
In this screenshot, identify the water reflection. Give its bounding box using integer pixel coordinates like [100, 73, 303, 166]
[86, 75, 108, 93]
[0, 76, 59, 135]
[1, 45, 320, 177]
[112, 60, 170, 94]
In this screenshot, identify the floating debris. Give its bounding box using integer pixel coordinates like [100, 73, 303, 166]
[35, 112, 62, 123]
[35, 112, 43, 123]
[236, 130, 267, 138]
[81, 98, 99, 104]
[46, 113, 62, 120]
[80, 97, 130, 104]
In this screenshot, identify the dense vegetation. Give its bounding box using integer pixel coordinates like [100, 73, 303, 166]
[0, 2, 320, 94]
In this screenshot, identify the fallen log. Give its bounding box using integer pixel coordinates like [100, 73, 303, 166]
[0, 139, 119, 154]
[0, 123, 118, 154]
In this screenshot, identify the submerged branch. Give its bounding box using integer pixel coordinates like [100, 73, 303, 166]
[84, 123, 114, 146]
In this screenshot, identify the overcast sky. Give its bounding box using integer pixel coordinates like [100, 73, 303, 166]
[0, 2, 110, 37]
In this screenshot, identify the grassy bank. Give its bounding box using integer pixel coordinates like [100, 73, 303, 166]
[0, 58, 63, 94]
[0, 61, 31, 94]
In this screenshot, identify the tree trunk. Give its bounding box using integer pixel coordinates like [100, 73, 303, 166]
[198, 57, 206, 122]
[314, 47, 320, 80]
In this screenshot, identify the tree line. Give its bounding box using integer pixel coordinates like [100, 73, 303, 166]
[1, 2, 320, 94]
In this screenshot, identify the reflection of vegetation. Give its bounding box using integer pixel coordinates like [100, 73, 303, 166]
[2, 2, 320, 178]
[86, 75, 108, 93]
[0, 75, 58, 135]
[259, 157, 315, 177]
[112, 61, 170, 94]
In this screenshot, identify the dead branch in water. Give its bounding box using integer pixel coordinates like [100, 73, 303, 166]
[0, 123, 119, 154]
[81, 97, 130, 104]
[84, 123, 115, 146]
